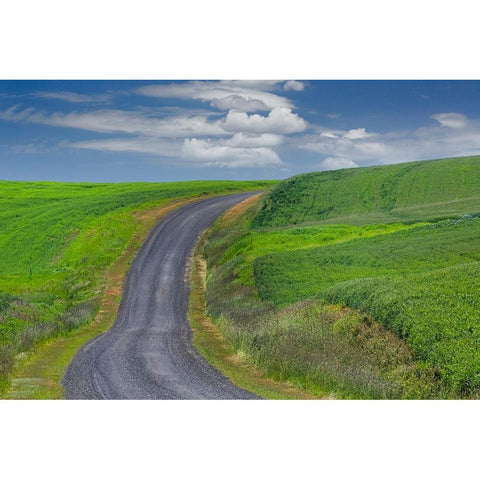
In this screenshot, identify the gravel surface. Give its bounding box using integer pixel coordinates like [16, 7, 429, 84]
[63, 193, 261, 399]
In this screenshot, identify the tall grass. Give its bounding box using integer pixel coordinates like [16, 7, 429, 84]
[202, 156, 480, 397]
[202, 200, 441, 398]
[241, 157, 480, 397]
[324, 263, 480, 396]
[251, 216, 480, 396]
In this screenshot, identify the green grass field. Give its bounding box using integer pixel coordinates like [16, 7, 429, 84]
[252, 155, 480, 227]
[203, 198, 440, 399]
[204, 155, 480, 398]
[0, 179, 275, 393]
[254, 216, 480, 306]
[4, 153, 480, 398]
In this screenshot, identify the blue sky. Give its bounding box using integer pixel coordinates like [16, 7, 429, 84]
[1, 80, 480, 182]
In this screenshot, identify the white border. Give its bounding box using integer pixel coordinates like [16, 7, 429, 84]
[1, 0, 480, 79]
[1, 400, 479, 479]
[1, 1, 479, 478]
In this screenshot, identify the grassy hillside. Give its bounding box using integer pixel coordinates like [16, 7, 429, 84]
[324, 263, 480, 395]
[202, 197, 440, 399]
[202, 155, 480, 398]
[0, 179, 275, 393]
[252, 155, 480, 227]
[254, 216, 480, 306]
[253, 217, 480, 394]
[221, 221, 424, 286]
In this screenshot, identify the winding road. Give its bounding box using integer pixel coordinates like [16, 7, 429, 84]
[63, 193, 261, 399]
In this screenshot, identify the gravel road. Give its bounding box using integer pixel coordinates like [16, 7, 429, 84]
[63, 193, 261, 399]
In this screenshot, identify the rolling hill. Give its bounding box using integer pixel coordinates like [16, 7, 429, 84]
[252, 155, 480, 228]
[203, 155, 480, 398]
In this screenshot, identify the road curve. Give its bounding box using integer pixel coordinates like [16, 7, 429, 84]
[63, 193, 261, 399]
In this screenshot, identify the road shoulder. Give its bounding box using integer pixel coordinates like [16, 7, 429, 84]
[4, 195, 232, 399]
[188, 199, 320, 400]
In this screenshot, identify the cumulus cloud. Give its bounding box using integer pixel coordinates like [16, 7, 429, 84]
[210, 95, 269, 112]
[0, 79, 312, 170]
[343, 128, 375, 139]
[0, 103, 308, 139]
[302, 127, 386, 160]
[0, 100, 306, 169]
[303, 137, 393, 165]
[69, 131, 285, 160]
[319, 157, 358, 170]
[320, 131, 339, 138]
[223, 107, 307, 134]
[301, 112, 480, 168]
[431, 112, 468, 128]
[136, 80, 293, 112]
[181, 138, 283, 168]
[71, 135, 283, 168]
[221, 132, 284, 148]
[301, 124, 407, 168]
[283, 80, 305, 91]
[33, 91, 111, 103]
[70, 134, 286, 169]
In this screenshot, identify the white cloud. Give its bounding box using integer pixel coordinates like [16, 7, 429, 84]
[0, 103, 305, 146]
[210, 95, 269, 112]
[343, 128, 375, 139]
[70, 134, 285, 169]
[0, 80, 310, 171]
[283, 80, 305, 91]
[431, 112, 468, 128]
[354, 141, 389, 156]
[320, 131, 339, 138]
[70, 137, 181, 156]
[181, 138, 283, 168]
[303, 127, 386, 158]
[34, 91, 111, 103]
[15, 84, 480, 175]
[0, 106, 227, 137]
[307, 138, 391, 160]
[0, 100, 303, 170]
[319, 157, 358, 170]
[223, 107, 307, 134]
[136, 80, 293, 112]
[223, 80, 280, 89]
[301, 113, 480, 168]
[221, 132, 284, 148]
